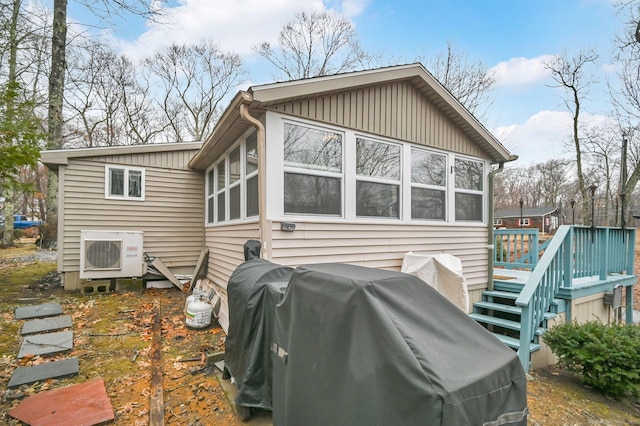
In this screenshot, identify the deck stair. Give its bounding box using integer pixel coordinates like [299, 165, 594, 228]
[474, 225, 636, 371]
[470, 273, 563, 356]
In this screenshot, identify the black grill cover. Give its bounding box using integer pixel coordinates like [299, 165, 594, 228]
[272, 263, 528, 425]
[225, 259, 293, 410]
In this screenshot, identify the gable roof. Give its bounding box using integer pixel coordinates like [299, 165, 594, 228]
[41, 142, 203, 171]
[189, 63, 517, 170]
[495, 206, 559, 219]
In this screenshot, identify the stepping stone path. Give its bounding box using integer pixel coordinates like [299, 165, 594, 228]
[8, 357, 79, 388]
[21, 315, 73, 335]
[8, 302, 116, 426]
[8, 302, 78, 388]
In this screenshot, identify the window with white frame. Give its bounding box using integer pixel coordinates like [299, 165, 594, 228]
[519, 218, 530, 226]
[410, 148, 447, 220]
[494, 218, 503, 226]
[278, 119, 487, 224]
[105, 165, 144, 200]
[246, 132, 259, 217]
[454, 157, 484, 221]
[206, 131, 259, 224]
[356, 137, 400, 218]
[283, 122, 343, 216]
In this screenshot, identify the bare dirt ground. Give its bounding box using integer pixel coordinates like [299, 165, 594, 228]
[1, 240, 639, 425]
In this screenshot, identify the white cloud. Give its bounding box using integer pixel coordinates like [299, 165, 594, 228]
[491, 55, 556, 88]
[492, 110, 618, 165]
[340, 0, 369, 16]
[117, 0, 367, 62]
[492, 110, 573, 165]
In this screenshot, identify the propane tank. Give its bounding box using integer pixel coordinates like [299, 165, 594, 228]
[185, 296, 212, 328]
[185, 288, 207, 313]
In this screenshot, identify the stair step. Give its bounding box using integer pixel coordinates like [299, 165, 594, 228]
[475, 301, 558, 320]
[474, 301, 521, 315]
[550, 298, 567, 314]
[469, 313, 521, 331]
[493, 283, 525, 293]
[492, 333, 541, 352]
[483, 290, 519, 300]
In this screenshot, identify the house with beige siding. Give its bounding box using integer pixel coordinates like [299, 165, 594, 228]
[41, 142, 204, 290]
[40, 64, 636, 372]
[187, 63, 517, 313]
[40, 63, 516, 307]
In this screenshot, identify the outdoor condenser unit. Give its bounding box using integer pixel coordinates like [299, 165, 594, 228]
[80, 230, 145, 279]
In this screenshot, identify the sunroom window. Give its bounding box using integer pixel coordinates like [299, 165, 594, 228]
[246, 131, 259, 217]
[229, 146, 241, 220]
[356, 137, 400, 218]
[206, 131, 259, 224]
[454, 158, 484, 221]
[410, 148, 446, 220]
[105, 165, 144, 200]
[283, 123, 343, 215]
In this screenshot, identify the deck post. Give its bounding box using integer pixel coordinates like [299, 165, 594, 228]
[517, 304, 533, 371]
[598, 228, 609, 281]
[563, 227, 573, 288]
[626, 285, 634, 324]
[626, 228, 636, 275]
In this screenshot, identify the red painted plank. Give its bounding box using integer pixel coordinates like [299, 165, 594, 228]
[8, 378, 114, 426]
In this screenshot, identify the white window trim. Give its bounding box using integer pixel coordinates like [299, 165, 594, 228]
[409, 146, 448, 222]
[267, 112, 489, 225]
[494, 219, 503, 226]
[355, 135, 402, 219]
[452, 155, 485, 223]
[104, 165, 145, 201]
[519, 218, 530, 226]
[206, 129, 259, 225]
[282, 120, 345, 218]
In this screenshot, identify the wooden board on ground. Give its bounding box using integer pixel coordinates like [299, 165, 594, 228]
[147, 255, 183, 290]
[149, 301, 164, 425]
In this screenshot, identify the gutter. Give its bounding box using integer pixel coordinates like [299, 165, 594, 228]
[239, 91, 270, 260]
[487, 162, 505, 291]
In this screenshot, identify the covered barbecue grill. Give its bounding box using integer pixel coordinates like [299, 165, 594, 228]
[224, 258, 293, 418]
[271, 263, 528, 425]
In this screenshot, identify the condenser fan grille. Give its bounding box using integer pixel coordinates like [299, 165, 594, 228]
[85, 240, 121, 270]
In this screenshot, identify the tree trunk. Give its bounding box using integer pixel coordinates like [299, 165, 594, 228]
[2, 0, 22, 247]
[48, 0, 67, 150]
[44, 0, 67, 247]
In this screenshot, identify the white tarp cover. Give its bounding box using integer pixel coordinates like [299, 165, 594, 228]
[401, 252, 469, 312]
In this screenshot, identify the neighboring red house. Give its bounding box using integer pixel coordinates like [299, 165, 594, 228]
[494, 206, 559, 234]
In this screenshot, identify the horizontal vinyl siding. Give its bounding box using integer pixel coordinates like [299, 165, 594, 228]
[90, 149, 199, 170]
[204, 222, 260, 292]
[270, 221, 489, 287]
[61, 155, 204, 272]
[270, 81, 487, 159]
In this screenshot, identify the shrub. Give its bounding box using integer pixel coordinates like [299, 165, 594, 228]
[543, 321, 640, 398]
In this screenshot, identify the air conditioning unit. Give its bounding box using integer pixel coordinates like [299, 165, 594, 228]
[80, 230, 145, 279]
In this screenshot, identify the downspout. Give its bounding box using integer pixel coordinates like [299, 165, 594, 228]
[487, 162, 505, 291]
[239, 91, 270, 260]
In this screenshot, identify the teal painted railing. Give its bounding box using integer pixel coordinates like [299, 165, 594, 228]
[514, 225, 636, 370]
[494, 229, 541, 270]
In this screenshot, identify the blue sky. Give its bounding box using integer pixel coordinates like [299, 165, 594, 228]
[67, 0, 624, 165]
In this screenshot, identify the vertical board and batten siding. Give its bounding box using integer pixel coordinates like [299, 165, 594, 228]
[269, 221, 489, 288]
[570, 293, 612, 325]
[204, 222, 260, 293]
[270, 81, 488, 159]
[61, 149, 203, 275]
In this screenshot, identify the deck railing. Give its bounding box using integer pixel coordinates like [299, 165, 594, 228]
[494, 229, 541, 270]
[514, 225, 636, 370]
